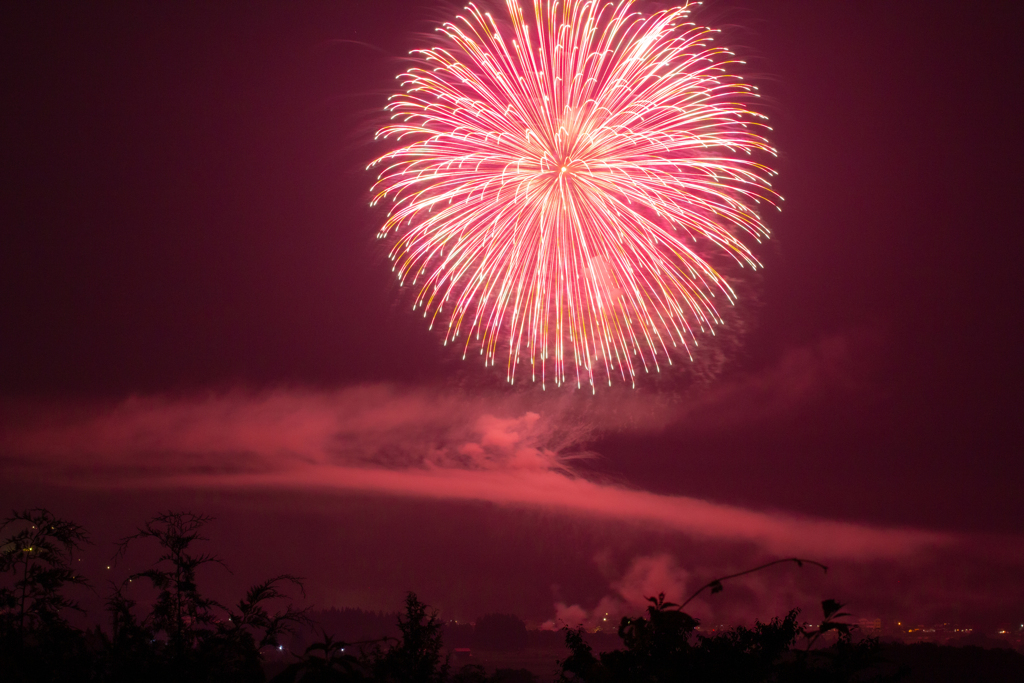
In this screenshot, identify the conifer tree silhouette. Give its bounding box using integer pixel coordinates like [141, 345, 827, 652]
[0, 509, 91, 682]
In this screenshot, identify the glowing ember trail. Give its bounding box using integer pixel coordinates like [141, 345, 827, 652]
[370, 0, 779, 390]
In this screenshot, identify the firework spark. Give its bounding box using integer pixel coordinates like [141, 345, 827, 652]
[370, 0, 778, 390]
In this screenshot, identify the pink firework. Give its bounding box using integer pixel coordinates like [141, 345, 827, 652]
[370, 0, 778, 390]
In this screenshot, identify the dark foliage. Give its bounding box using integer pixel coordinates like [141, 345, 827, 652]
[369, 592, 450, 683]
[5, 506, 1023, 682]
[0, 509, 93, 682]
[99, 511, 310, 682]
[112, 511, 226, 678]
[557, 594, 898, 683]
[272, 592, 450, 683]
[270, 631, 370, 683]
[874, 642, 1024, 683]
[1, 509, 309, 683]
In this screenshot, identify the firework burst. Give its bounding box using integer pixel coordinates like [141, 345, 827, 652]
[370, 0, 778, 390]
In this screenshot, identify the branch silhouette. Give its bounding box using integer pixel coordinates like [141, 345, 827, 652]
[680, 557, 829, 610]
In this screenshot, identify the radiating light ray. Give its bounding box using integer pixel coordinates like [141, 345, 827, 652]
[370, 0, 778, 390]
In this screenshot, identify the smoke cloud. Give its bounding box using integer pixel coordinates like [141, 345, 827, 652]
[3, 339, 1022, 627]
[2, 379, 947, 561]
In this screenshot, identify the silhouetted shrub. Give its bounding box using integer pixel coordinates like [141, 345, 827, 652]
[270, 632, 370, 683]
[367, 592, 450, 683]
[875, 642, 1024, 683]
[8, 506, 1024, 682]
[101, 511, 308, 682]
[558, 594, 894, 683]
[0, 509, 93, 682]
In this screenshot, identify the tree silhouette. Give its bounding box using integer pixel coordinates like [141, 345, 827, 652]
[199, 575, 310, 682]
[108, 511, 308, 682]
[369, 592, 450, 683]
[3, 507, 1008, 682]
[115, 511, 225, 662]
[0, 509, 93, 682]
[0, 508, 90, 640]
[556, 560, 897, 683]
[274, 593, 450, 683]
[270, 631, 370, 683]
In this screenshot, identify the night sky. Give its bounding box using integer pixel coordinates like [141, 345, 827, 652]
[2, 1, 1023, 631]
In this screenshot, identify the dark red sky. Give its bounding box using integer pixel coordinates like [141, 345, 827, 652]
[1, 1, 1023, 630]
